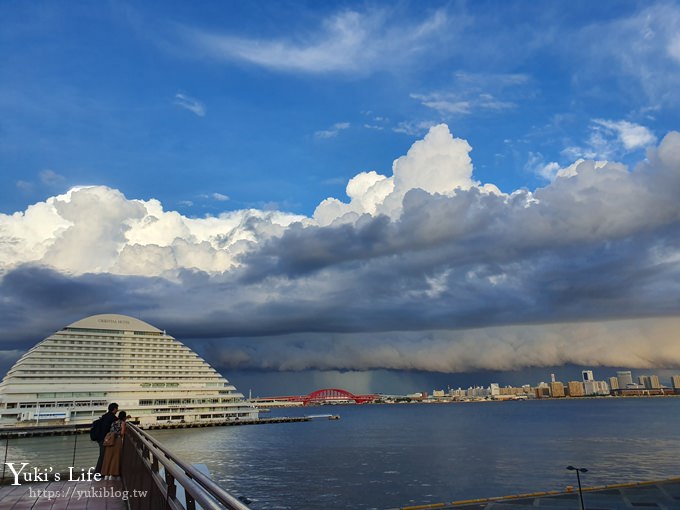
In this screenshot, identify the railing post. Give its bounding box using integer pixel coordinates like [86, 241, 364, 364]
[72, 431, 78, 467]
[1, 436, 8, 483]
[166, 471, 177, 500]
[185, 492, 196, 510]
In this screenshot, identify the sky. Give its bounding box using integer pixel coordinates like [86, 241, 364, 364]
[1, 1, 680, 395]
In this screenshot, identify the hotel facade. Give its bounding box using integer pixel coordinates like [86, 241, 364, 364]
[0, 314, 258, 428]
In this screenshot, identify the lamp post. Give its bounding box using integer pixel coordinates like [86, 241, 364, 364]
[566, 465, 588, 510]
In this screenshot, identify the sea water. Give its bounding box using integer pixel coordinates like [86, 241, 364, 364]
[151, 397, 680, 509]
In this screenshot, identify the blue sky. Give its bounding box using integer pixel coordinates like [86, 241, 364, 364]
[3, 1, 678, 215]
[2, 1, 680, 394]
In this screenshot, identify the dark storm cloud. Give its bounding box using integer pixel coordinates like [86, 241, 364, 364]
[1, 131, 680, 374]
[0, 266, 168, 348]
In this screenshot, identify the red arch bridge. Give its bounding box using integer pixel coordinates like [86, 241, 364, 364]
[253, 388, 379, 406]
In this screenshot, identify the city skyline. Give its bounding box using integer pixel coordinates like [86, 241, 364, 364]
[2, 2, 680, 395]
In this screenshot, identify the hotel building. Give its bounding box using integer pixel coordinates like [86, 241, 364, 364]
[0, 314, 258, 428]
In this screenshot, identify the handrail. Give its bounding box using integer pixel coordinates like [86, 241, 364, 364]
[124, 423, 251, 510]
[1, 425, 98, 484]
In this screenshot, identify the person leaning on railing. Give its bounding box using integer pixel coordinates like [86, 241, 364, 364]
[94, 402, 118, 475]
[101, 411, 127, 480]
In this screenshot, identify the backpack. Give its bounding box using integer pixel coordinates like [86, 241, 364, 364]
[89, 417, 103, 441]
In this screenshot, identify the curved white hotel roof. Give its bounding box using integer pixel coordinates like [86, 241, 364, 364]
[0, 314, 257, 427]
[67, 314, 163, 332]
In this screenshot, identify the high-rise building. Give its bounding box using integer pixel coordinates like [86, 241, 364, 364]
[583, 379, 609, 396]
[550, 381, 565, 398]
[608, 377, 619, 390]
[535, 386, 551, 398]
[567, 381, 585, 397]
[582, 370, 594, 382]
[595, 380, 610, 395]
[638, 375, 661, 389]
[671, 375, 680, 390]
[617, 371, 634, 388]
[584, 380, 596, 395]
[0, 314, 258, 428]
[638, 375, 661, 390]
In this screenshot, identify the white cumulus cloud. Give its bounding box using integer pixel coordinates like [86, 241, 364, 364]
[0, 187, 306, 276]
[314, 124, 500, 224]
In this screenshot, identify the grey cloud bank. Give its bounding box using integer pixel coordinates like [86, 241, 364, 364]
[1, 125, 679, 376]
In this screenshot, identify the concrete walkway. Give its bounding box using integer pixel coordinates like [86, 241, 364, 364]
[0, 479, 129, 510]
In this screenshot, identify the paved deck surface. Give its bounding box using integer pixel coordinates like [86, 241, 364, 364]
[399, 478, 680, 510]
[0, 480, 128, 510]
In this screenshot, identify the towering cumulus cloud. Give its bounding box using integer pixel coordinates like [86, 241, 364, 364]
[313, 125, 500, 224]
[1, 125, 680, 374]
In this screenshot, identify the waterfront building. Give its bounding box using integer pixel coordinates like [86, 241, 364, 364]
[582, 379, 609, 396]
[617, 370, 634, 388]
[535, 382, 550, 398]
[466, 386, 489, 398]
[672, 375, 680, 390]
[549, 381, 565, 398]
[567, 381, 585, 397]
[651, 376, 661, 389]
[498, 385, 532, 397]
[582, 370, 594, 382]
[638, 375, 661, 389]
[616, 387, 669, 396]
[0, 314, 258, 428]
[535, 386, 551, 398]
[450, 388, 466, 398]
[596, 380, 610, 395]
[489, 383, 500, 396]
[584, 380, 595, 395]
[608, 377, 619, 390]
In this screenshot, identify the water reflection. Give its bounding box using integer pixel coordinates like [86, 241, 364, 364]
[1, 433, 98, 483]
[3, 398, 678, 509]
[150, 399, 680, 509]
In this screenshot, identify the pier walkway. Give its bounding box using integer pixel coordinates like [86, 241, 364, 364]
[397, 477, 680, 510]
[0, 479, 127, 510]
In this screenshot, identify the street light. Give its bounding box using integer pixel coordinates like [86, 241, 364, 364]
[566, 465, 588, 510]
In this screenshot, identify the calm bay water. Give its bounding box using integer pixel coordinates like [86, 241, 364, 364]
[150, 398, 680, 510]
